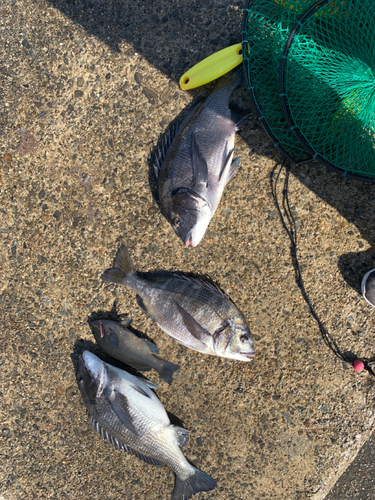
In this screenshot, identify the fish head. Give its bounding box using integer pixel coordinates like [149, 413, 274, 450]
[214, 318, 255, 362]
[78, 350, 108, 400]
[89, 319, 121, 349]
[170, 191, 211, 247]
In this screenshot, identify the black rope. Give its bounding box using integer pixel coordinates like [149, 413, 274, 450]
[271, 159, 375, 377]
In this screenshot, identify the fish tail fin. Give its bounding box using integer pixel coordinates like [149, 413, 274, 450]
[101, 244, 135, 285]
[155, 359, 180, 385]
[172, 469, 217, 500]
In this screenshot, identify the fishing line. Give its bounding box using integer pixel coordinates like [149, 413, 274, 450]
[270, 159, 375, 377]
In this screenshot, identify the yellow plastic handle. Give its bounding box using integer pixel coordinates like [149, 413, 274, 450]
[179, 43, 243, 90]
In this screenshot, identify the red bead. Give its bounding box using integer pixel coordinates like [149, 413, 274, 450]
[353, 360, 365, 372]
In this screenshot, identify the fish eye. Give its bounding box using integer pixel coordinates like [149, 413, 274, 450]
[240, 335, 249, 343]
[172, 217, 181, 227]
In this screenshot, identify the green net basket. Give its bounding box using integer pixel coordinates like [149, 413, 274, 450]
[242, 0, 317, 164]
[279, 0, 375, 181]
[242, 0, 375, 181]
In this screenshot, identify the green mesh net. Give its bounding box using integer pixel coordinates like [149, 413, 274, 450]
[280, 0, 375, 180]
[242, 0, 317, 163]
[243, 0, 375, 181]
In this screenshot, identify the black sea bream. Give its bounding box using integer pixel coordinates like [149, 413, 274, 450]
[154, 72, 243, 247]
[77, 351, 216, 500]
[101, 244, 255, 361]
[90, 319, 179, 385]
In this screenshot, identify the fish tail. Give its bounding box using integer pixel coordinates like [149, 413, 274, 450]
[101, 244, 136, 285]
[172, 469, 217, 500]
[155, 359, 180, 385]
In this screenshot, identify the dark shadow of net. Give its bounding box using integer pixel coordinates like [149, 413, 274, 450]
[243, 37, 375, 293]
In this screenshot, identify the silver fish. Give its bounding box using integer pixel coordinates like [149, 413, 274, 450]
[101, 244, 255, 361]
[77, 351, 217, 500]
[90, 319, 180, 385]
[154, 72, 243, 247]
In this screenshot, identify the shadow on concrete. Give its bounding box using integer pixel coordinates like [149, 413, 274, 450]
[46, 0, 375, 292]
[46, 0, 244, 78]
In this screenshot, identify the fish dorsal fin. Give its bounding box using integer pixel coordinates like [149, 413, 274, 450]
[154, 122, 180, 179]
[142, 338, 160, 355]
[190, 131, 208, 187]
[107, 329, 120, 348]
[180, 273, 228, 297]
[174, 426, 189, 447]
[92, 418, 163, 466]
[177, 273, 230, 300]
[155, 97, 205, 185]
[125, 446, 163, 466]
[140, 270, 229, 299]
[174, 301, 210, 345]
[234, 113, 252, 131]
[107, 390, 139, 436]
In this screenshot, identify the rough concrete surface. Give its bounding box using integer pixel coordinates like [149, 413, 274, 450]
[0, 1, 375, 499]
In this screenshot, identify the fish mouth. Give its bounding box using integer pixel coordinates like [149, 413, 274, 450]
[243, 352, 256, 359]
[184, 228, 202, 248]
[183, 231, 192, 247]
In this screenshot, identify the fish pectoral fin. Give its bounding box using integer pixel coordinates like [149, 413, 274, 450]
[108, 390, 139, 436]
[120, 319, 133, 327]
[174, 301, 210, 345]
[142, 338, 160, 355]
[136, 377, 158, 390]
[190, 131, 209, 187]
[136, 295, 155, 321]
[108, 329, 120, 348]
[218, 144, 238, 184]
[235, 113, 252, 131]
[173, 426, 189, 448]
[226, 157, 240, 185]
[131, 383, 152, 399]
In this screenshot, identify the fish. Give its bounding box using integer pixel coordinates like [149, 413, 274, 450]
[77, 350, 217, 500]
[101, 244, 255, 361]
[154, 72, 244, 247]
[89, 319, 180, 385]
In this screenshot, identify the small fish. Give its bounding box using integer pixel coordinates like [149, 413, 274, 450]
[101, 244, 255, 361]
[77, 351, 217, 500]
[154, 72, 244, 247]
[90, 319, 180, 385]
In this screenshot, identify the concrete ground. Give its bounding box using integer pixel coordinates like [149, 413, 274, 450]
[1, 1, 375, 499]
